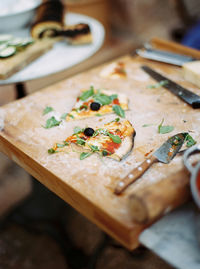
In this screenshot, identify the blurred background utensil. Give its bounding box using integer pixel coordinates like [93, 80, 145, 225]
[136, 44, 195, 66]
[184, 144, 200, 245]
[184, 144, 200, 209]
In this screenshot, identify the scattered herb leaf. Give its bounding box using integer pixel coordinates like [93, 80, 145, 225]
[171, 135, 184, 146]
[88, 144, 99, 152]
[44, 116, 61, 129]
[68, 114, 74, 119]
[108, 132, 122, 144]
[73, 126, 83, 134]
[79, 86, 94, 101]
[110, 117, 120, 123]
[94, 94, 112, 105]
[43, 106, 53, 115]
[61, 112, 68, 120]
[102, 150, 109, 156]
[79, 105, 88, 111]
[110, 94, 118, 101]
[80, 152, 93, 160]
[76, 135, 86, 145]
[95, 113, 102, 117]
[48, 148, 57, 154]
[56, 143, 65, 148]
[147, 80, 169, 89]
[112, 105, 125, 118]
[158, 118, 174, 134]
[184, 134, 197, 147]
[142, 124, 153, 127]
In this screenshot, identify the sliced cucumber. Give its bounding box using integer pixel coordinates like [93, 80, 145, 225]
[0, 43, 8, 52]
[0, 46, 16, 58]
[21, 37, 34, 45]
[8, 37, 34, 48]
[0, 34, 13, 43]
[8, 37, 25, 46]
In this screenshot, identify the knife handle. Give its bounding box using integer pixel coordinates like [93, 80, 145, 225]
[114, 155, 158, 195]
[192, 100, 200, 109]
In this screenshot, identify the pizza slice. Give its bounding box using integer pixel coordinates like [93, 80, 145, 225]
[100, 61, 127, 79]
[66, 86, 129, 121]
[48, 119, 135, 161]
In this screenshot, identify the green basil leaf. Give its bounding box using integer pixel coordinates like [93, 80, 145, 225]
[61, 112, 68, 120]
[95, 113, 102, 117]
[78, 105, 88, 111]
[110, 94, 118, 101]
[48, 148, 57, 154]
[158, 118, 164, 131]
[159, 126, 174, 134]
[158, 118, 174, 134]
[44, 116, 61, 129]
[79, 86, 94, 101]
[43, 106, 53, 115]
[102, 150, 109, 156]
[185, 134, 197, 147]
[80, 152, 93, 160]
[108, 132, 122, 144]
[88, 144, 99, 152]
[56, 143, 65, 148]
[147, 80, 169, 89]
[76, 135, 86, 145]
[68, 114, 74, 119]
[142, 124, 153, 127]
[73, 126, 83, 134]
[94, 94, 112, 105]
[112, 105, 125, 118]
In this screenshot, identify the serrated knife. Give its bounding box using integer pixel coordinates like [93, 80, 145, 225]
[114, 132, 187, 195]
[142, 65, 200, 109]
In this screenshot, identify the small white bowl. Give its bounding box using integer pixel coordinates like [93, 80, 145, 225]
[0, 0, 41, 32]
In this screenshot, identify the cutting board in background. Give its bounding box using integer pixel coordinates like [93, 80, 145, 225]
[0, 49, 200, 249]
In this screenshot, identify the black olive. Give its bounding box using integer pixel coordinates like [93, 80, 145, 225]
[90, 102, 101, 111]
[84, 127, 95, 137]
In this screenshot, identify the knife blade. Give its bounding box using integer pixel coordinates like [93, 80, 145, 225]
[142, 65, 200, 109]
[114, 132, 188, 195]
[136, 48, 195, 66]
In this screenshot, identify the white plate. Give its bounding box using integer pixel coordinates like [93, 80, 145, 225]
[0, 13, 105, 85]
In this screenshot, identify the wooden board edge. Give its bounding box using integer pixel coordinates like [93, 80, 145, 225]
[0, 133, 144, 250]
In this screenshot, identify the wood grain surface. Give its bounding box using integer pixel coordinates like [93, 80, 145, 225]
[0, 52, 200, 249]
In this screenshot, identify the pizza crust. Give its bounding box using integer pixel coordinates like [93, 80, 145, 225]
[109, 134, 135, 161]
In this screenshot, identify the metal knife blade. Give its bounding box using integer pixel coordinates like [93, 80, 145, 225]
[136, 48, 194, 66]
[142, 65, 200, 109]
[153, 132, 188, 163]
[114, 132, 187, 195]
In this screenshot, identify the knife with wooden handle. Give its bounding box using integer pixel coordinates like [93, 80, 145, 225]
[114, 132, 188, 195]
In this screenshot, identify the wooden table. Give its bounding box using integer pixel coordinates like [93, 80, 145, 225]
[0, 45, 200, 249]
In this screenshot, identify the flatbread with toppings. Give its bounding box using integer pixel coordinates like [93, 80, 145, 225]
[48, 119, 135, 161]
[100, 62, 127, 79]
[65, 86, 129, 121]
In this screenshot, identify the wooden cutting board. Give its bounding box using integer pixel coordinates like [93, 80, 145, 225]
[0, 51, 200, 249]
